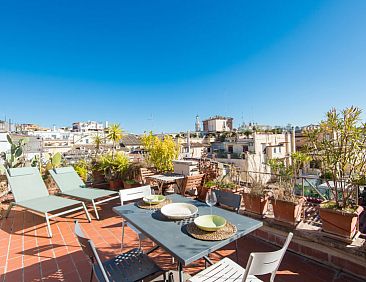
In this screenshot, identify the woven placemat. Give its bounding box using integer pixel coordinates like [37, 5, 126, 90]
[186, 222, 237, 241]
[136, 198, 172, 209]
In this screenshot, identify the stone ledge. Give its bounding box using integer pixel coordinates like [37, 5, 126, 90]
[252, 225, 366, 280]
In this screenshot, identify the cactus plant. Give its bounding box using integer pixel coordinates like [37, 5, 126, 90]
[0, 134, 29, 172]
[45, 152, 63, 171]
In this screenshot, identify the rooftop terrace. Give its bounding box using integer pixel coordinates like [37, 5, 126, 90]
[0, 199, 363, 282]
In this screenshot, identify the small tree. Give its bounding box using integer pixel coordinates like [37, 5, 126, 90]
[107, 124, 123, 159]
[267, 152, 310, 202]
[92, 133, 104, 156]
[141, 132, 179, 172]
[306, 106, 366, 210]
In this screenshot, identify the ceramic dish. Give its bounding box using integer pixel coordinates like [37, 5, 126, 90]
[160, 203, 198, 219]
[194, 215, 226, 231]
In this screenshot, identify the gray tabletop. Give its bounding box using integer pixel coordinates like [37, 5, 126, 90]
[113, 194, 262, 266]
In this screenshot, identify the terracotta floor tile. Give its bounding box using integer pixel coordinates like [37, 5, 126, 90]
[1, 203, 365, 282]
[5, 257, 23, 272]
[23, 264, 41, 282]
[4, 270, 23, 282]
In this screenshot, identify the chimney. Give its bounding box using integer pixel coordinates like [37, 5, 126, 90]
[291, 127, 296, 153]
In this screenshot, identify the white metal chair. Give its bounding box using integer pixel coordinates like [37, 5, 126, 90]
[188, 232, 293, 282]
[74, 221, 166, 282]
[119, 185, 152, 249]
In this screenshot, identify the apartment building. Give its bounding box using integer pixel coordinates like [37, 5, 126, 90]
[72, 121, 107, 132]
[202, 116, 233, 133]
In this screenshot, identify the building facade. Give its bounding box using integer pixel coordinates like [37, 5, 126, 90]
[202, 116, 233, 133]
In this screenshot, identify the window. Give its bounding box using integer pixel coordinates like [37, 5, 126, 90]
[243, 145, 248, 152]
[228, 145, 233, 154]
[279, 147, 281, 153]
[274, 148, 276, 153]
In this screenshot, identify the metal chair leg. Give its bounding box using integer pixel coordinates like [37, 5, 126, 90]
[82, 202, 92, 222]
[45, 213, 52, 238]
[91, 200, 99, 220]
[121, 221, 125, 250]
[235, 240, 239, 262]
[5, 202, 15, 218]
[90, 266, 94, 282]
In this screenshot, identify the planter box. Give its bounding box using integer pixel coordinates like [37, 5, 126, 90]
[92, 170, 105, 184]
[243, 193, 268, 216]
[272, 198, 305, 226]
[319, 205, 364, 240]
[197, 186, 215, 201]
[123, 181, 141, 189]
[109, 179, 122, 191]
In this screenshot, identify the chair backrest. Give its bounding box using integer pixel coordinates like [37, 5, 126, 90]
[6, 167, 49, 202]
[213, 189, 242, 213]
[139, 167, 156, 184]
[242, 232, 293, 282]
[74, 221, 110, 282]
[119, 185, 151, 205]
[181, 174, 205, 195]
[49, 166, 85, 192]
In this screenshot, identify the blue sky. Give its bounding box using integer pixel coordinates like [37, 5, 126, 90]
[0, 0, 365, 133]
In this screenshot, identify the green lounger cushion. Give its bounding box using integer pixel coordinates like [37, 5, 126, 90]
[6, 167, 84, 214]
[50, 167, 85, 192]
[17, 195, 82, 213]
[62, 188, 117, 201]
[7, 167, 50, 202]
[50, 166, 118, 200]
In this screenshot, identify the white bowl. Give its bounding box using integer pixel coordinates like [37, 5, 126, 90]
[160, 203, 198, 220]
[143, 195, 166, 205]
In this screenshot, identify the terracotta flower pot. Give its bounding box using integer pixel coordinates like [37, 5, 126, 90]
[92, 170, 105, 184]
[272, 197, 305, 226]
[109, 179, 122, 190]
[243, 193, 268, 216]
[123, 181, 141, 189]
[319, 205, 364, 239]
[197, 186, 215, 201]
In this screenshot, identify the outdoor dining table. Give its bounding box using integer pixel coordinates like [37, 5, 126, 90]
[147, 173, 185, 194]
[113, 194, 263, 282]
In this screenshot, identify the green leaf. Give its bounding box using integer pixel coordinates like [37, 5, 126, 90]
[6, 134, 13, 145]
[14, 148, 22, 158]
[10, 144, 16, 154]
[52, 152, 62, 167]
[46, 162, 53, 171]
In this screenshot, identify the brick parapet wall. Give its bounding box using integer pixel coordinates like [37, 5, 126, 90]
[252, 226, 366, 280]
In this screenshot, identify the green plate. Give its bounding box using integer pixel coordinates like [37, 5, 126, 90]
[194, 215, 227, 231]
[143, 195, 166, 205]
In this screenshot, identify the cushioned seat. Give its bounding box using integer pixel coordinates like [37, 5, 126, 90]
[49, 167, 120, 220]
[18, 195, 82, 213]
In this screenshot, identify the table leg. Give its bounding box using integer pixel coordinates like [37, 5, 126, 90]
[176, 179, 183, 195]
[158, 181, 164, 195]
[178, 262, 184, 282]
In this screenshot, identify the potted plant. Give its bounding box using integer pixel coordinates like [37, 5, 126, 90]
[217, 181, 237, 193]
[43, 152, 63, 194]
[197, 180, 216, 201]
[242, 174, 269, 217]
[122, 163, 143, 188]
[123, 179, 141, 189]
[306, 107, 366, 240]
[96, 152, 129, 190]
[267, 155, 307, 226]
[74, 159, 89, 182]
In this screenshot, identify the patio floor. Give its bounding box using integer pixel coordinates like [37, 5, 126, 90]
[0, 199, 363, 282]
